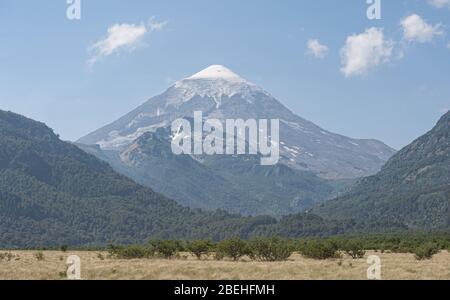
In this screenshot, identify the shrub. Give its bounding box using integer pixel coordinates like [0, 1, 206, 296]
[35, 252, 45, 261]
[0, 252, 15, 262]
[300, 240, 340, 260]
[122, 246, 152, 259]
[343, 240, 366, 259]
[150, 240, 179, 259]
[414, 243, 440, 260]
[216, 238, 249, 261]
[187, 240, 212, 260]
[107, 244, 120, 258]
[249, 237, 293, 262]
[60, 245, 68, 252]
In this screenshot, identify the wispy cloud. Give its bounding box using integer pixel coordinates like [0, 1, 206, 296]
[87, 17, 167, 69]
[340, 28, 393, 78]
[306, 39, 329, 59]
[400, 14, 443, 43]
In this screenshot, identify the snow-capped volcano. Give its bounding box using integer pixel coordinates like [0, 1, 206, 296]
[187, 64, 245, 81]
[78, 65, 395, 180]
[168, 65, 266, 108]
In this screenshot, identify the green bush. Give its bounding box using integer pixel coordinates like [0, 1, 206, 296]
[299, 240, 340, 260]
[107, 244, 120, 258]
[150, 240, 179, 259]
[187, 240, 212, 260]
[34, 252, 45, 261]
[216, 238, 249, 261]
[60, 245, 68, 252]
[0, 252, 15, 262]
[249, 237, 293, 262]
[343, 240, 366, 259]
[414, 243, 440, 260]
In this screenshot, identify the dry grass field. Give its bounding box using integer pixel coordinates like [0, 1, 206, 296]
[1, 251, 450, 280]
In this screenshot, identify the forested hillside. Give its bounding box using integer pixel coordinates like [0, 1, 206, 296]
[0, 110, 345, 248]
[314, 111, 450, 231]
[1, 109, 448, 248]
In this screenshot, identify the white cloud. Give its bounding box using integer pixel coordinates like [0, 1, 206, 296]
[400, 14, 443, 43]
[88, 18, 167, 69]
[306, 39, 329, 58]
[148, 17, 168, 31]
[340, 27, 393, 78]
[428, 0, 450, 8]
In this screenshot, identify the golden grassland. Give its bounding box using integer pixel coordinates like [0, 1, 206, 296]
[0, 251, 450, 280]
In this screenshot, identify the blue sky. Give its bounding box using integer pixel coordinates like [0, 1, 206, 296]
[0, 0, 449, 149]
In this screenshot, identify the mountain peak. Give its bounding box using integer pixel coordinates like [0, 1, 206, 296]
[170, 64, 261, 109]
[186, 65, 245, 82]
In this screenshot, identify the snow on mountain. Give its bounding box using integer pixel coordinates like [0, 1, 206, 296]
[168, 65, 267, 108]
[78, 65, 395, 179]
[187, 64, 245, 81]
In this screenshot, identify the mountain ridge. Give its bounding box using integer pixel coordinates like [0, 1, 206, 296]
[78, 65, 395, 180]
[1, 109, 448, 247]
[77, 126, 348, 216]
[313, 111, 450, 231]
[76, 65, 395, 216]
[0, 110, 267, 247]
[0, 109, 354, 247]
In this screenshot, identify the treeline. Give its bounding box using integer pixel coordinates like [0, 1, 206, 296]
[108, 237, 292, 262]
[104, 232, 450, 262]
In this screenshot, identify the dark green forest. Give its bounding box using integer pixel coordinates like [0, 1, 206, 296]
[0, 110, 347, 248]
[314, 111, 450, 230]
[0, 110, 449, 248]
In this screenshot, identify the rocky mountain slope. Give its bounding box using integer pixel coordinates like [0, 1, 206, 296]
[77, 65, 394, 215]
[78, 126, 349, 216]
[79, 65, 394, 179]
